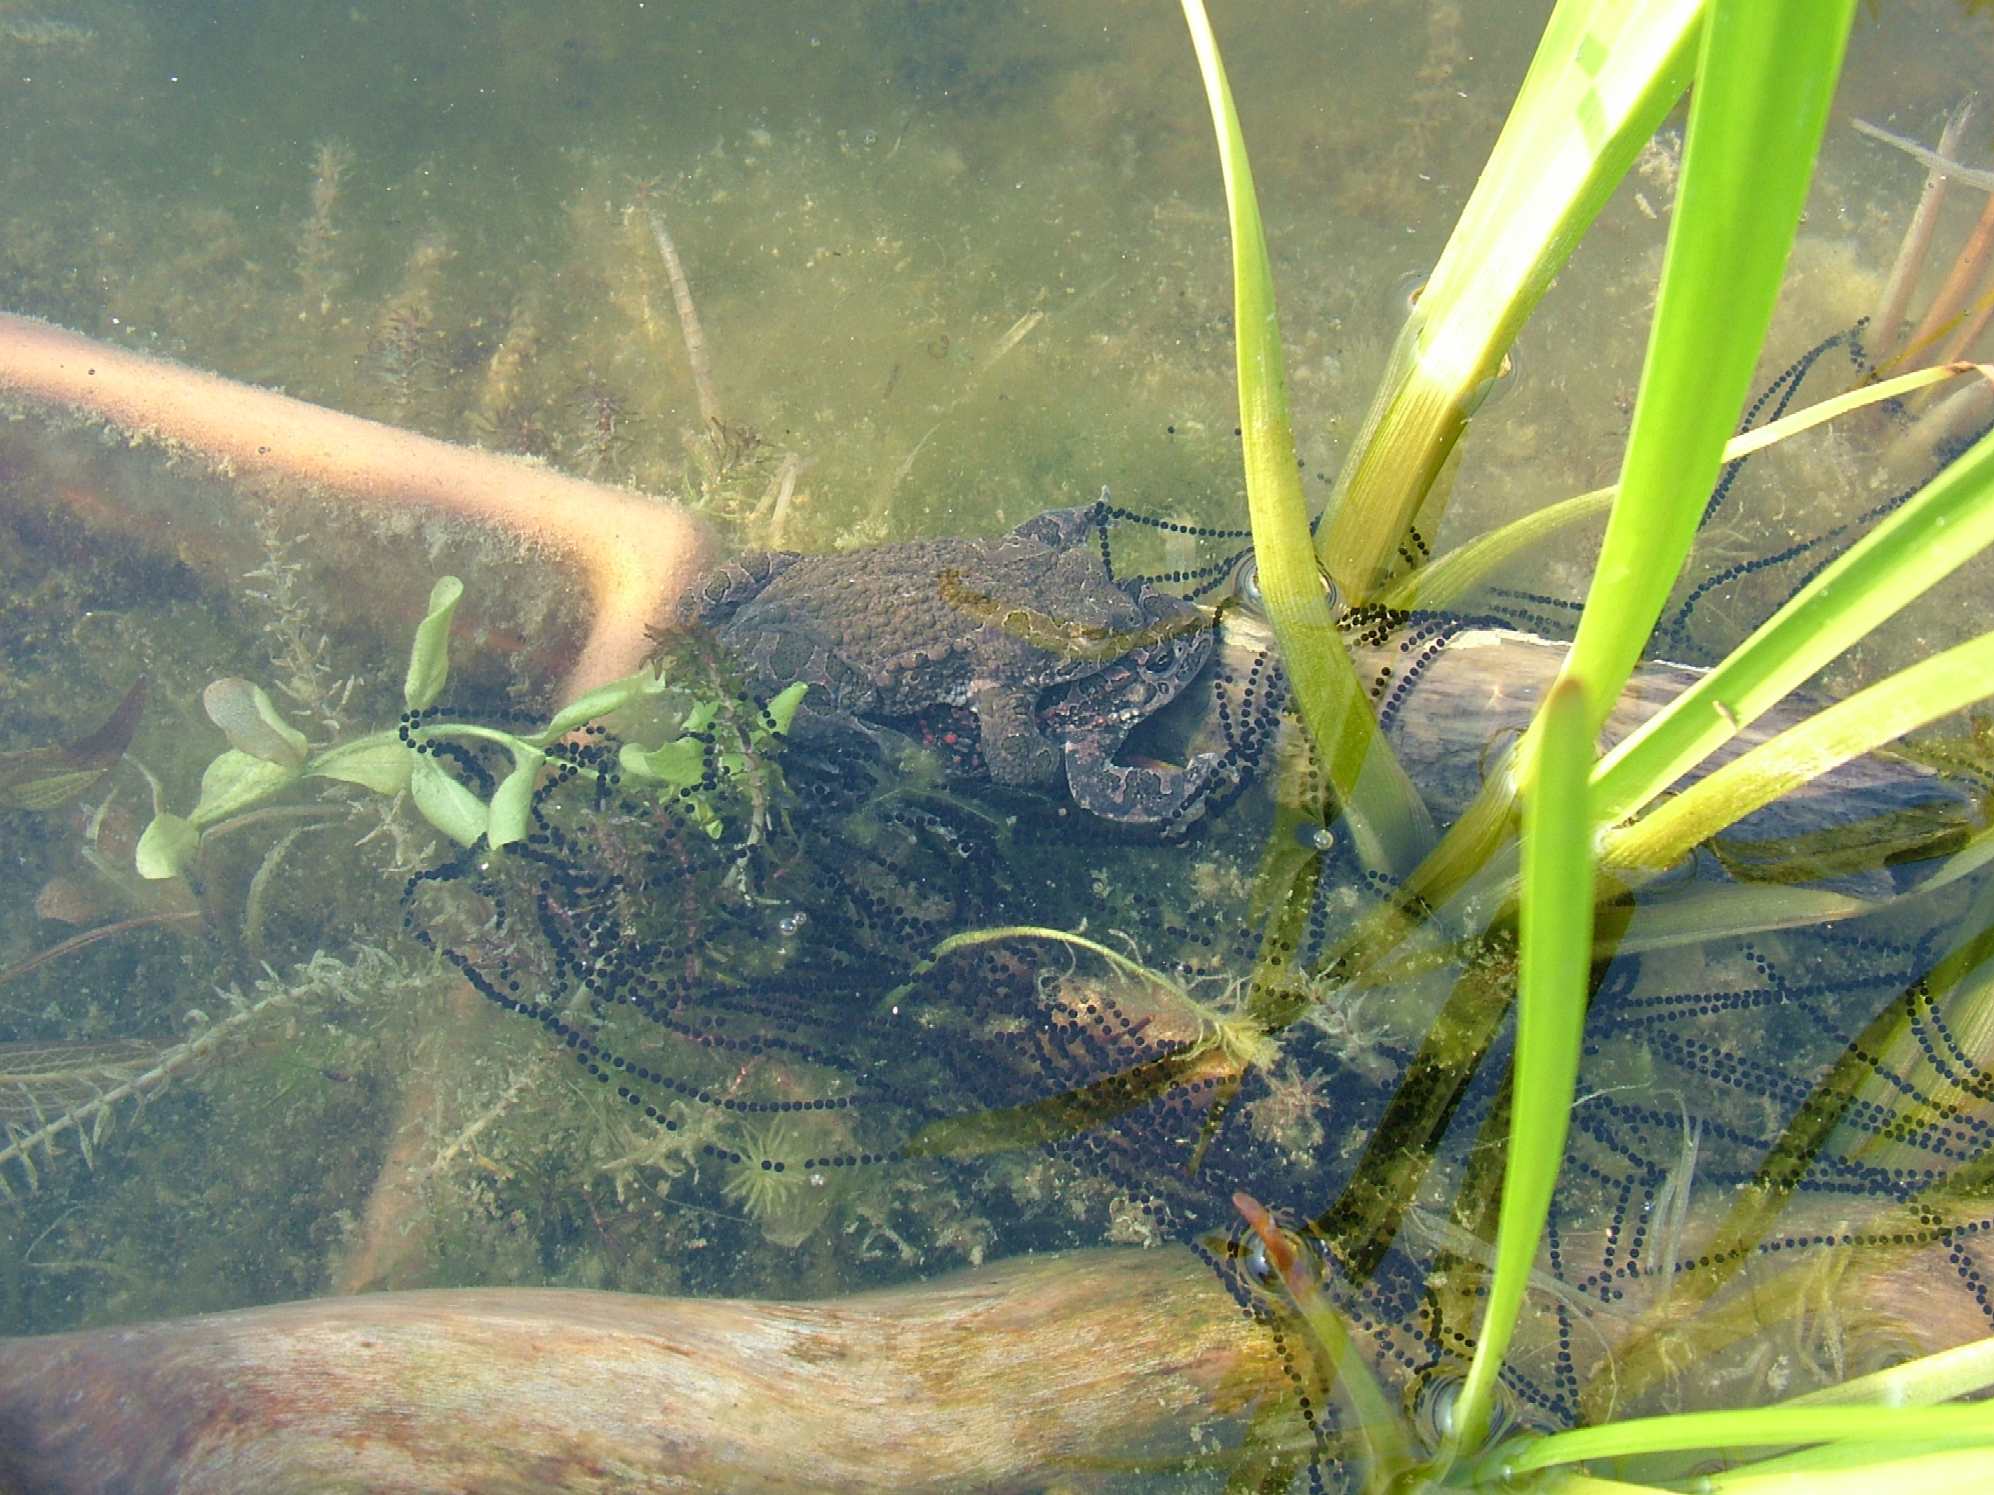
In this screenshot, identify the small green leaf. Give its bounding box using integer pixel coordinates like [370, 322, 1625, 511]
[409, 751, 489, 845]
[619, 736, 707, 790]
[187, 749, 300, 829]
[758, 681, 808, 739]
[404, 576, 465, 712]
[135, 811, 199, 880]
[486, 747, 545, 849]
[307, 731, 415, 796]
[202, 678, 309, 768]
[534, 666, 671, 743]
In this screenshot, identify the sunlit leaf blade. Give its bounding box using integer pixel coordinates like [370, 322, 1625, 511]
[1603, 631, 1994, 873]
[1785, 1335, 1994, 1410]
[1556, 0, 1856, 742]
[1178, 0, 1432, 875]
[1377, 0, 1858, 922]
[1319, 0, 1703, 601]
[1596, 421, 1994, 827]
[1485, 1403, 1994, 1478]
[1381, 363, 1958, 612]
[1446, 675, 1593, 1463]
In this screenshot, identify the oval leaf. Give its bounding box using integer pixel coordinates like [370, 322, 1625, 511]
[409, 751, 489, 846]
[203, 678, 309, 769]
[135, 812, 200, 881]
[307, 732, 415, 796]
[619, 736, 707, 790]
[187, 749, 300, 829]
[535, 667, 670, 743]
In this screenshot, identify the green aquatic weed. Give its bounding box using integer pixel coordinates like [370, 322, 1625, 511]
[134, 575, 806, 879]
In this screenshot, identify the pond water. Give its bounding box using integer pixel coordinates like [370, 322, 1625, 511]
[2, 1, 1994, 1488]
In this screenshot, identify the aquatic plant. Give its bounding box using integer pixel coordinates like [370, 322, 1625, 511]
[717, 1116, 806, 1218]
[1177, 0, 1994, 1485]
[132, 574, 807, 881]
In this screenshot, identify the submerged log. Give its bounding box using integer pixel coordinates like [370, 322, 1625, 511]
[0, 1248, 1279, 1495]
[4, 1155, 1993, 1491]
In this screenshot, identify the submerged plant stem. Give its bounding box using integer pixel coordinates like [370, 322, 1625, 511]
[646, 207, 724, 431]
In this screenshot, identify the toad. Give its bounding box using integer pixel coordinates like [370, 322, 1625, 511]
[673, 501, 1234, 830]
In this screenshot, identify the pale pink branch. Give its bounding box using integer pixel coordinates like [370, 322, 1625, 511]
[0, 313, 715, 700]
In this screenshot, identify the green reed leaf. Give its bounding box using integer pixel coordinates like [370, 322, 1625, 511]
[1554, 0, 1855, 747]
[1595, 421, 1994, 828]
[1318, 0, 1702, 602]
[1786, 1335, 1994, 1411]
[1444, 675, 1594, 1465]
[1179, 0, 1432, 875]
[1603, 631, 1994, 873]
[1485, 1402, 1994, 1478]
[1370, 0, 1857, 926]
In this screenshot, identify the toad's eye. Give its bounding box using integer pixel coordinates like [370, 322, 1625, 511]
[1137, 634, 1197, 680]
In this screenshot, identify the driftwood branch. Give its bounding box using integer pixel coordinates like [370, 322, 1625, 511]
[0, 1248, 1278, 1494]
[0, 313, 714, 699]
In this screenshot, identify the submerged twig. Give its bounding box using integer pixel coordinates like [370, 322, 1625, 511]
[0, 910, 203, 996]
[645, 206, 724, 431]
[1861, 102, 1978, 365]
[880, 305, 1047, 504]
[750, 450, 805, 548]
[1854, 112, 1994, 193]
[1864, 107, 1994, 374]
[420, 1051, 552, 1186]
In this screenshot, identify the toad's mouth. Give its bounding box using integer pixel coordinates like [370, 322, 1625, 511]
[1075, 604, 1286, 776]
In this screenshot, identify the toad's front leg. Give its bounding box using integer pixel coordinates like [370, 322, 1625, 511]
[970, 681, 1063, 787]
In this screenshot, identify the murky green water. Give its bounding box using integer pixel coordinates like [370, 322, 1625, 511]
[3, 1, 1994, 1487]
